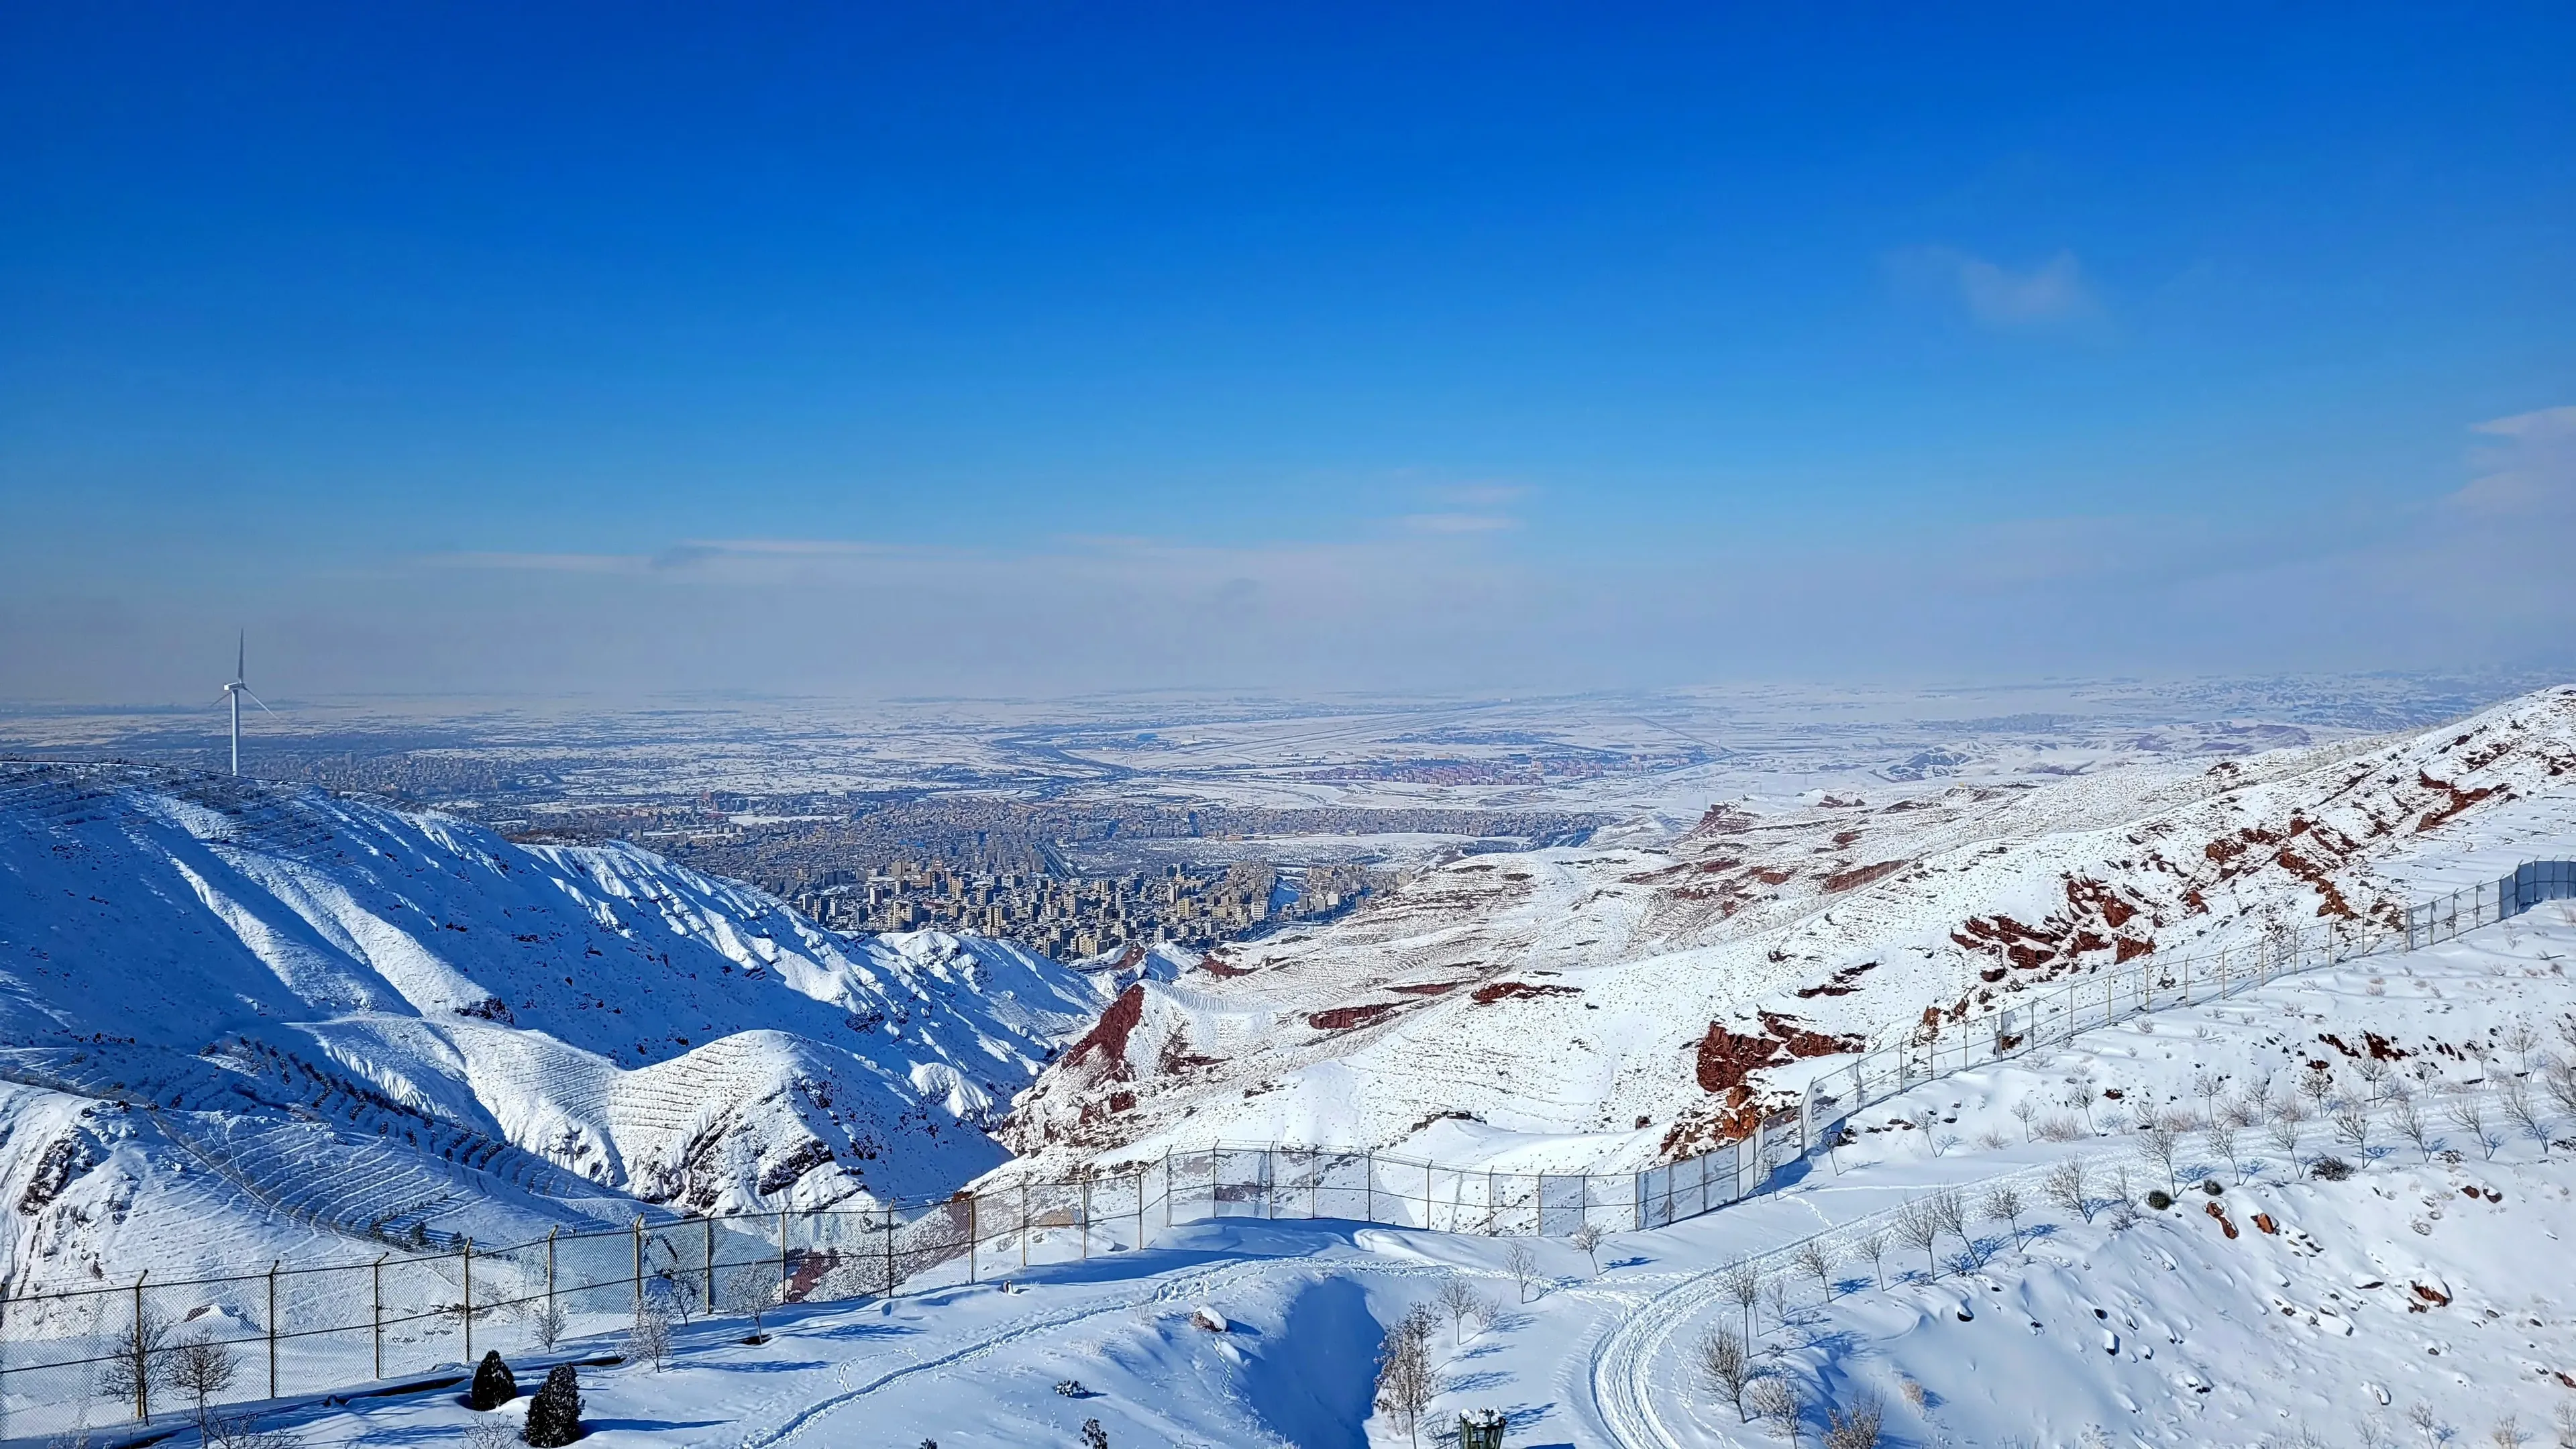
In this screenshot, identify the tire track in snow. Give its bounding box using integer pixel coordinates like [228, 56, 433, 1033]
[1584, 1157, 2107, 1449]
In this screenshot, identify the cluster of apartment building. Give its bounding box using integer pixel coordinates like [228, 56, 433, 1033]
[790, 860, 1364, 959]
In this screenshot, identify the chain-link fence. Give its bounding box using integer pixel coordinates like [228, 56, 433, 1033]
[5, 861, 2568, 1437]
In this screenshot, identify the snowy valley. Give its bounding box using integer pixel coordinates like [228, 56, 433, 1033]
[5, 686, 2576, 1448]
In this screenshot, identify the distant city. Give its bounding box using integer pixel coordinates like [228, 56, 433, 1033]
[498, 795, 1598, 958]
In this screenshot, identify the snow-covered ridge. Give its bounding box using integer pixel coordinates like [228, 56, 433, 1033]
[0, 763, 1106, 1287]
[1002, 686, 2576, 1175]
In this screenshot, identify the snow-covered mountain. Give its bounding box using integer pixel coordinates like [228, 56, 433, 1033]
[1002, 686, 2576, 1177]
[0, 764, 1106, 1284]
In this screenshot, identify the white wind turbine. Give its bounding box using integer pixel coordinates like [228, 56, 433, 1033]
[220, 633, 274, 776]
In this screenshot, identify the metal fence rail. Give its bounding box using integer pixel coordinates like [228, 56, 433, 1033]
[3, 861, 2569, 1438]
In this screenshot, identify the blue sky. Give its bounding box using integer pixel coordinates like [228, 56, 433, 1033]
[3, 5, 2572, 700]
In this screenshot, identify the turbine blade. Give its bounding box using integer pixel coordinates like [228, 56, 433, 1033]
[237, 631, 245, 680]
[244, 688, 277, 715]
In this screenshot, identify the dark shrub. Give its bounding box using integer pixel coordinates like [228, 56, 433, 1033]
[2145, 1189, 2174, 1211]
[522, 1364, 582, 1447]
[2200, 1179, 2224, 1196]
[2310, 1157, 2353, 1181]
[469, 1350, 517, 1410]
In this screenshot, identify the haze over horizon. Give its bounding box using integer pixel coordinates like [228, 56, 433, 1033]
[5, 6, 2573, 704]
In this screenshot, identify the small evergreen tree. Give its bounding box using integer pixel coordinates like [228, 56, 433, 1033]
[469, 1350, 518, 1410]
[521, 1366, 582, 1448]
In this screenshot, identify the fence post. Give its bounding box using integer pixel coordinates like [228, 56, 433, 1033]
[1425, 1160, 1434, 1231]
[966, 1193, 977, 1285]
[880, 1203, 895, 1296]
[631, 1216, 644, 1320]
[372, 1255, 384, 1381]
[462, 1238, 474, 1364]
[776, 1209, 789, 1296]
[701, 1216, 714, 1316]
[1080, 1173, 1091, 1261]
[133, 1271, 149, 1423]
[1134, 1169, 1146, 1248]
[1362, 1149, 1375, 1224]
[1162, 1149, 1173, 1230]
[1020, 1183, 1030, 1269]
[267, 1259, 279, 1399]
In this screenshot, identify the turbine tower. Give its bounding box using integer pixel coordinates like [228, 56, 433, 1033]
[220, 633, 272, 776]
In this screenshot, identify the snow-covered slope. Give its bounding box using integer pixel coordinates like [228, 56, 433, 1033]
[236, 892, 2576, 1449]
[1002, 686, 2576, 1175]
[0, 764, 1104, 1285]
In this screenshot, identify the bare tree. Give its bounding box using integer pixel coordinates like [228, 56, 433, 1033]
[2298, 1068, 2335, 1114]
[1853, 1230, 1888, 1290]
[2011, 1099, 2040, 1142]
[2202, 1120, 2243, 1184]
[2506, 1020, 2543, 1071]
[1984, 1183, 2028, 1249]
[1503, 1241, 1540, 1303]
[2063, 1081, 2098, 1134]
[2332, 1097, 2375, 1160]
[2138, 1117, 2185, 1195]
[1432, 1277, 1484, 1346]
[2190, 1072, 2226, 1124]
[1893, 1199, 1944, 1281]
[720, 1270, 779, 1343]
[1792, 1239, 1837, 1301]
[1568, 1221, 1608, 1276]
[2044, 1157, 2095, 1223]
[95, 1303, 176, 1419]
[2499, 1075, 2549, 1154]
[1750, 1373, 1807, 1444]
[2219, 1091, 2261, 1130]
[1821, 1389, 1884, 1449]
[529, 1297, 571, 1352]
[1927, 1189, 1984, 1267]
[1695, 1326, 1757, 1423]
[2546, 1059, 2576, 1122]
[1372, 1305, 1441, 1448]
[2268, 1097, 2310, 1173]
[2387, 1088, 2436, 1162]
[1721, 1262, 1764, 1340]
[2241, 1072, 2275, 1122]
[626, 1293, 676, 1372]
[164, 1336, 238, 1443]
[1762, 1273, 1796, 1336]
[2443, 1087, 2496, 1161]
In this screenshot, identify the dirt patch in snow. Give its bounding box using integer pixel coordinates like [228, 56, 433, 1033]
[1307, 1003, 1401, 1032]
[1823, 859, 1909, 893]
[1469, 981, 1583, 1006]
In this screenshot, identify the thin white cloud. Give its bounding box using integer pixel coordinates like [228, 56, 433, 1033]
[1892, 246, 2102, 331]
[1425, 482, 1534, 506]
[1400, 512, 1520, 534]
[425, 551, 646, 574]
[2451, 405, 2576, 517]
